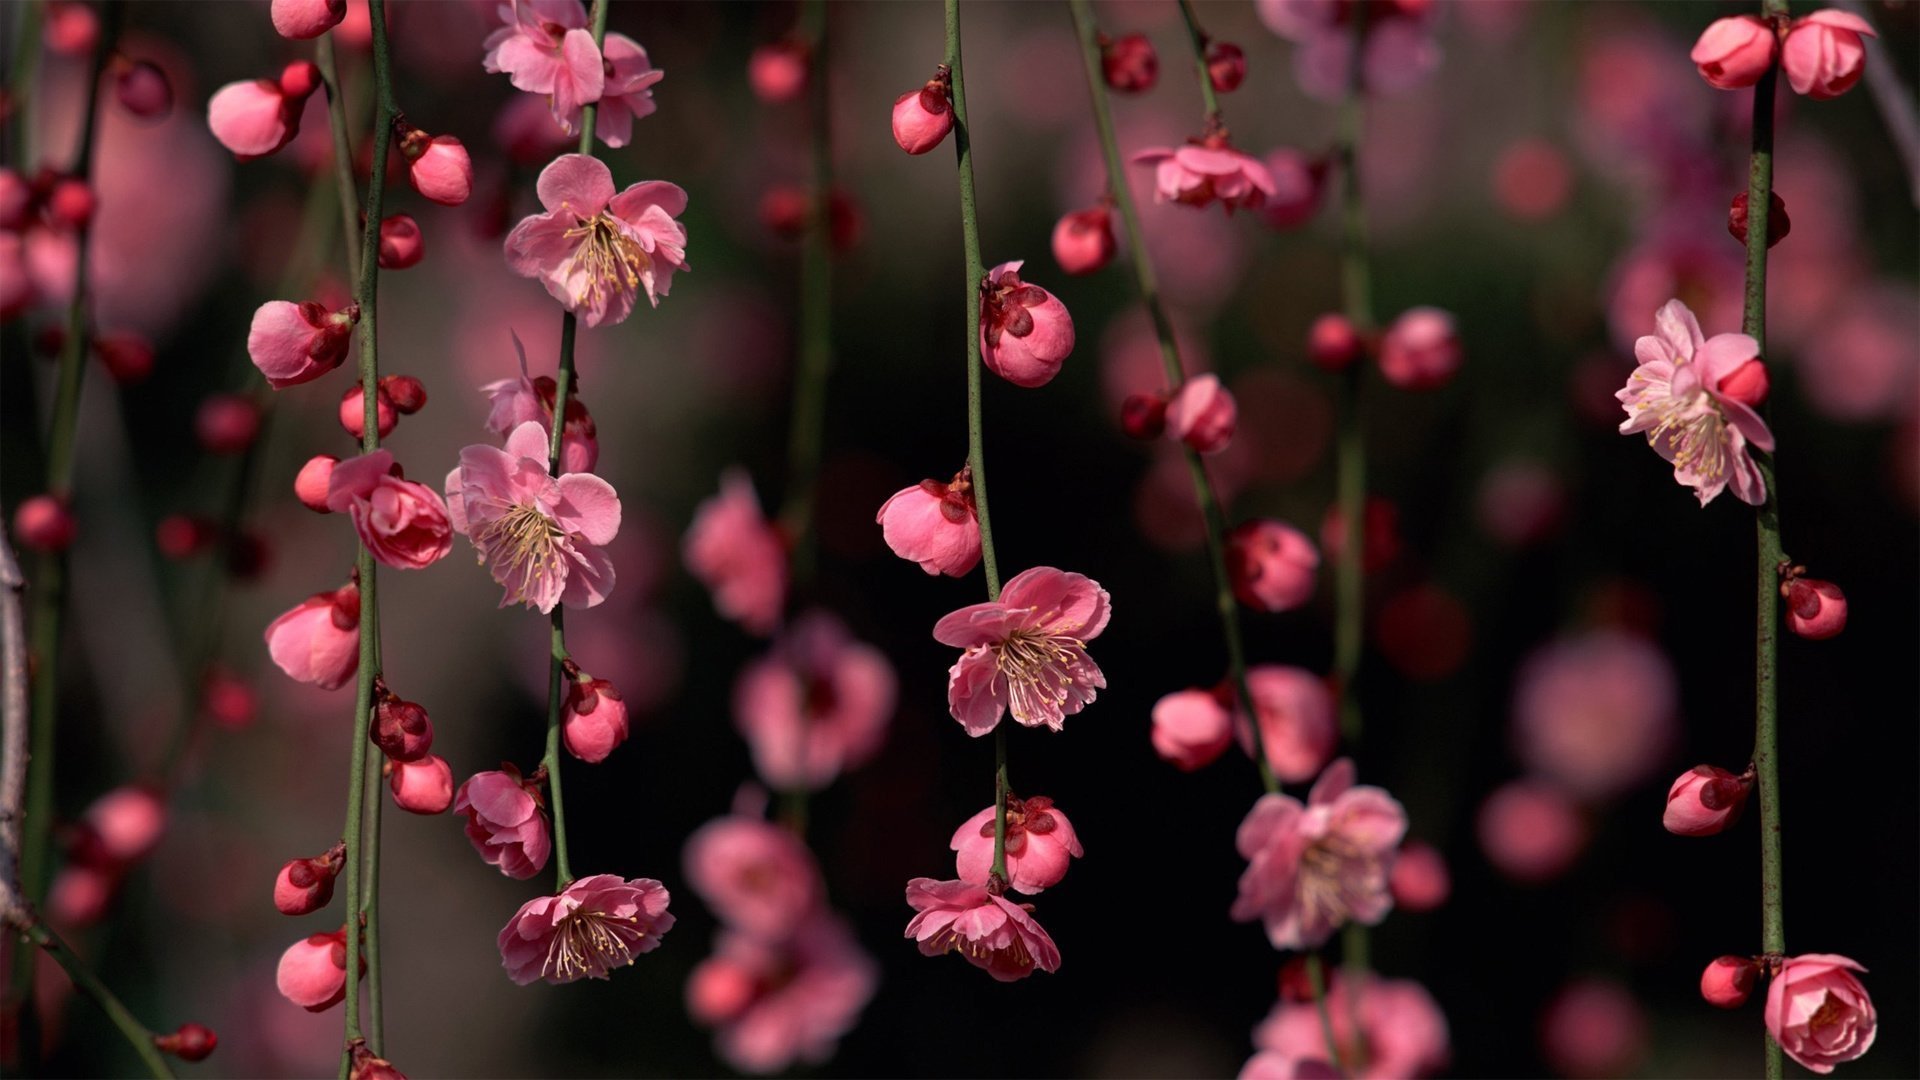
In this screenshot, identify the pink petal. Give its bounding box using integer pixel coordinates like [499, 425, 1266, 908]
[1801, 10, 1875, 35]
[555, 472, 621, 545]
[323, 450, 393, 512]
[535, 152, 615, 217]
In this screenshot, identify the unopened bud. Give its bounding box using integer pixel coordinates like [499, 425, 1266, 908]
[1051, 206, 1115, 276]
[388, 755, 454, 814]
[376, 213, 425, 270]
[46, 177, 95, 229]
[273, 845, 344, 916]
[196, 393, 262, 455]
[113, 58, 174, 119]
[295, 455, 338, 513]
[379, 374, 427, 414]
[154, 1022, 218, 1062]
[1662, 764, 1752, 837]
[1784, 576, 1846, 640]
[1728, 190, 1790, 249]
[891, 73, 954, 156]
[1206, 41, 1246, 93]
[155, 514, 218, 560]
[1700, 955, 1758, 1009]
[94, 331, 155, 383]
[1101, 33, 1158, 93]
[13, 494, 76, 553]
[371, 691, 434, 762]
[1120, 392, 1168, 440]
[1716, 358, 1770, 407]
[1307, 312, 1363, 371]
[278, 60, 322, 101]
[339, 385, 398, 440]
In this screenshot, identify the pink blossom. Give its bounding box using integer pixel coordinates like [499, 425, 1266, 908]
[1539, 979, 1649, 1079]
[324, 450, 454, 571]
[563, 673, 629, 763]
[1378, 307, 1462, 391]
[1690, 15, 1778, 91]
[933, 566, 1110, 735]
[1237, 666, 1337, 785]
[271, 0, 346, 39]
[388, 755, 453, 814]
[206, 62, 320, 160]
[684, 815, 820, 941]
[1782, 11, 1876, 101]
[498, 874, 674, 985]
[454, 768, 551, 879]
[1663, 764, 1752, 836]
[1389, 840, 1450, 913]
[902, 877, 1061, 982]
[876, 470, 981, 578]
[446, 420, 621, 613]
[247, 299, 357, 388]
[979, 260, 1075, 388]
[1151, 687, 1235, 771]
[1226, 520, 1319, 613]
[1253, 972, 1450, 1080]
[892, 78, 954, 156]
[1491, 139, 1574, 222]
[732, 611, 895, 791]
[1766, 954, 1877, 1073]
[504, 153, 689, 327]
[683, 469, 787, 636]
[1256, 0, 1440, 102]
[276, 930, 352, 1012]
[688, 915, 877, 1074]
[1232, 758, 1405, 949]
[398, 128, 473, 207]
[1513, 630, 1677, 801]
[1131, 140, 1278, 214]
[481, 0, 603, 128]
[264, 582, 359, 690]
[596, 34, 665, 148]
[481, 336, 600, 474]
[951, 796, 1082, 894]
[1166, 374, 1237, 454]
[1477, 779, 1586, 883]
[1051, 205, 1115, 276]
[1617, 298, 1775, 506]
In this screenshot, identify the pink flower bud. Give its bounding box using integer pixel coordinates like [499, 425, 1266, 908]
[48, 863, 116, 929]
[43, 2, 98, 56]
[195, 393, 261, 455]
[114, 59, 174, 120]
[952, 795, 1082, 894]
[45, 178, 95, 229]
[1700, 955, 1757, 1009]
[877, 472, 981, 578]
[1378, 306, 1462, 391]
[1307, 312, 1363, 371]
[155, 514, 217, 559]
[94, 331, 154, 383]
[207, 77, 301, 160]
[1782, 10, 1877, 101]
[1785, 576, 1847, 639]
[454, 767, 551, 878]
[273, 846, 344, 915]
[348, 1041, 405, 1080]
[687, 956, 757, 1024]
[271, 0, 346, 39]
[748, 40, 809, 104]
[1166, 374, 1238, 454]
[397, 126, 472, 207]
[758, 185, 809, 239]
[1389, 840, 1451, 912]
[278, 60, 321, 100]
[276, 929, 351, 1011]
[1690, 15, 1779, 91]
[264, 583, 359, 690]
[203, 667, 258, 730]
[1766, 954, 1876, 1073]
[378, 373, 427, 414]
[1101, 33, 1158, 93]
[76, 785, 166, 866]
[370, 691, 434, 762]
[1120, 393, 1168, 440]
[1225, 519, 1319, 612]
[1728, 191, 1791, 249]
[339, 384, 398, 440]
[295, 455, 338, 513]
[1206, 41, 1246, 93]
[388, 755, 454, 814]
[1662, 764, 1752, 836]
[153, 1022, 218, 1062]
[1716, 358, 1771, 407]
[980, 260, 1075, 387]
[1150, 687, 1233, 771]
[891, 77, 954, 156]
[248, 299, 357, 388]
[376, 214, 424, 270]
[14, 494, 76, 553]
[564, 675, 630, 763]
[1051, 206, 1115, 276]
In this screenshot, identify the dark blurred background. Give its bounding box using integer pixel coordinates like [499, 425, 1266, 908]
[2, 0, 1915, 1076]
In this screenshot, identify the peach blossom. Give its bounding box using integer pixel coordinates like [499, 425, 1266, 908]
[951, 796, 1082, 894]
[1259, 0, 1440, 102]
[685, 815, 820, 941]
[454, 768, 551, 879]
[481, 338, 600, 474]
[447, 421, 620, 612]
[1253, 972, 1450, 1080]
[1618, 298, 1775, 506]
[934, 566, 1110, 735]
[1232, 758, 1405, 949]
[504, 153, 688, 326]
[498, 874, 674, 984]
[1782, 11, 1877, 101]
[247, 299, 357, 388]
[1259, 148, 1324, 229]
[1151, 687, 1234, 771]
[979, 260, 1075, 388]
[683, 469, 788, 636]
[688, 915, 877, 1074]
[1226, 520, 1319, 613]
[264, 583, 359, 690]
[732, 611, 895, 791]
[388, 754, 453, 814]
[1237, 666, 1337, 785]
[324, 450, 454, 571]
[1663, 764, 1752, 836]
[1766, 954, 1876, 1073]
[902, 877, 1060, 982]
[481, 0, 601, 126]
[1690, 15, 1778, 90]
[877, 472, 982, 578]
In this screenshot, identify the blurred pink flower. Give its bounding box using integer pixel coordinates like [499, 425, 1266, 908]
[1131, 140, 1277, 214]
[1477, 779, 1587, 884]
[263, 582, 359, 690]
[324, 450, 453, 571]
[1389, 840, 1450, 913]
[1539, 978, 1649, 1079]
[504, 153, 689, 327]
[1618, 298, 1774, 506]
[1796, 284, 1917, 423]
[934, 566, 1110, 735]
[1166, 374, 1237, 454]
[1513, 630, 1677, 801]
[1226, 520, 1319, 613]
[1378, 307, 1462, 391]
[684, 815, 821, 941]
[1258, 148, 1324, 229]
[979, 260, 1074, 388]
[1257, 0, 1441, 102]
[447, 420, 620, 613]
[596, 34, 664, 148]
[1239, 1052, 1341, 1079]
[684, 469, 788, 636]
[951, 795, 1083, 894]
[1236, 666, 1337, 786]
[903, 877, 1061, 982]
[454, 768, 551, 880]
[1766, 954, 1877, 1073]
[1051, 205, 1115, 275]
[79, 785, 167, 865]
[1232, 758, 1405, 949]
[276, 930, 352, 1012]
[687, 915, 877, 1074]
[1476, 460, 1566, 548]
[481, 0, 603, 129]
[206, 62, 319, 160]
[1781, 11, 1876, 101]
[1605, 229, 1744, 353]
[732, 611, 895, 791]
[1151, 686, 1234, 771]
[247, 299, 357, 388]
[498, 874, 674, 985]
[1254, 972, 1450, 1080]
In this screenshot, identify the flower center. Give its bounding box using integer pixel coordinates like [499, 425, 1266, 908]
[994, 629, 1085, 725]
[1809, 991, 1845, 1032]
[474, 502, 565, 599]
[563, 213, 650, 313]
[547, 910, 647, 981]
[1298, 833, 1380, 930]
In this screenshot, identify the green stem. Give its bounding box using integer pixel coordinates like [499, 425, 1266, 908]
[1303, 953, 1345, 1076]
[1067, 0, 1275, 795]
[1332, 1, 1372, 746]
[778, 0, 834, 585]
[1740, 19, 1785, 1076]
[5, 1, 44, 166]
[340, 0, 396, 1066]
[537, 0, 607, 892]
[9, 917, 173, 1078]
[1175, 0, 1222, 124]
[316, 35, 364, 278]
[362, 770, 383, 1055]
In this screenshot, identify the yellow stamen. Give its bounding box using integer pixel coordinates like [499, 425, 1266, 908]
[562, 213, 650, 313]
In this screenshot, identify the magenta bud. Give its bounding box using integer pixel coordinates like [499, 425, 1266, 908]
[376, 213, 424, 270]
[339, 385, 398, 440]
[195, 393, 262, 455]
[114, 59, 173, 119]
[1206, 41, 1246, 93]
[1120, 392, 1168, 440]
[891, 74, 953, 155]
[153, 1022, 218, 1062]
[1051, 206, 1115, 276]
[747, 39, 809, 104]
[1700, 955, 1758, 1009]
[94, 331, 155, 383]
[1662, 764, 1752, 837]
[1728, 190, 1791, 249]
[278, 60, 322, 101]
[1101, 33, 1158, 93]
[371, 693, 434, 762]
[155, 514, 218, 560]
[378, 374, 427, 414]
[14, 494, 76, 553]
[274, 847, 344, 916]
[1784, 577, 1847, 640]
[46, 177, 96, 229]
[389, 755, 454, 814]
[563, 676, 629, 764]
[1307, 312, 1363, 371]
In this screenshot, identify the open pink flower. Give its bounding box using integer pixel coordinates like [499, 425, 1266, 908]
[979, 260, 1074, 388]
[596, 34, 664, 148]
[446, 420, 620, 613]
[951, 796, 1082, 894]
[1782, 11, 1877, 101]
[1618, 298, 1775, 506]
[481, 0, 603, 128]
[1236, 666, 1337, 785]
[903, 877, 1061, 982]
[1254, 972, 1450, 1080]
[454, 767, 551, 880]
[876, 468, 981, 578]
[1131, 140, 1278, 214]
[685, 815, 821, 940]
[732, 611, 895, 791]
[683, 469, 788, 636]
[206, 62, 320, 160]
[1766, 954, 1876, 1074]
[504, 153, 689, 327]
[1232, 758, 1406, 950]
[498, 874, 674, 985]
[264, 582, 359, 690]
[482, 335, 599, 474]
[247, 299, 357, 388]
[933, 566, 1110, 736]
[688, 915, 877, 1074]
[324, 450, 453, 571]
